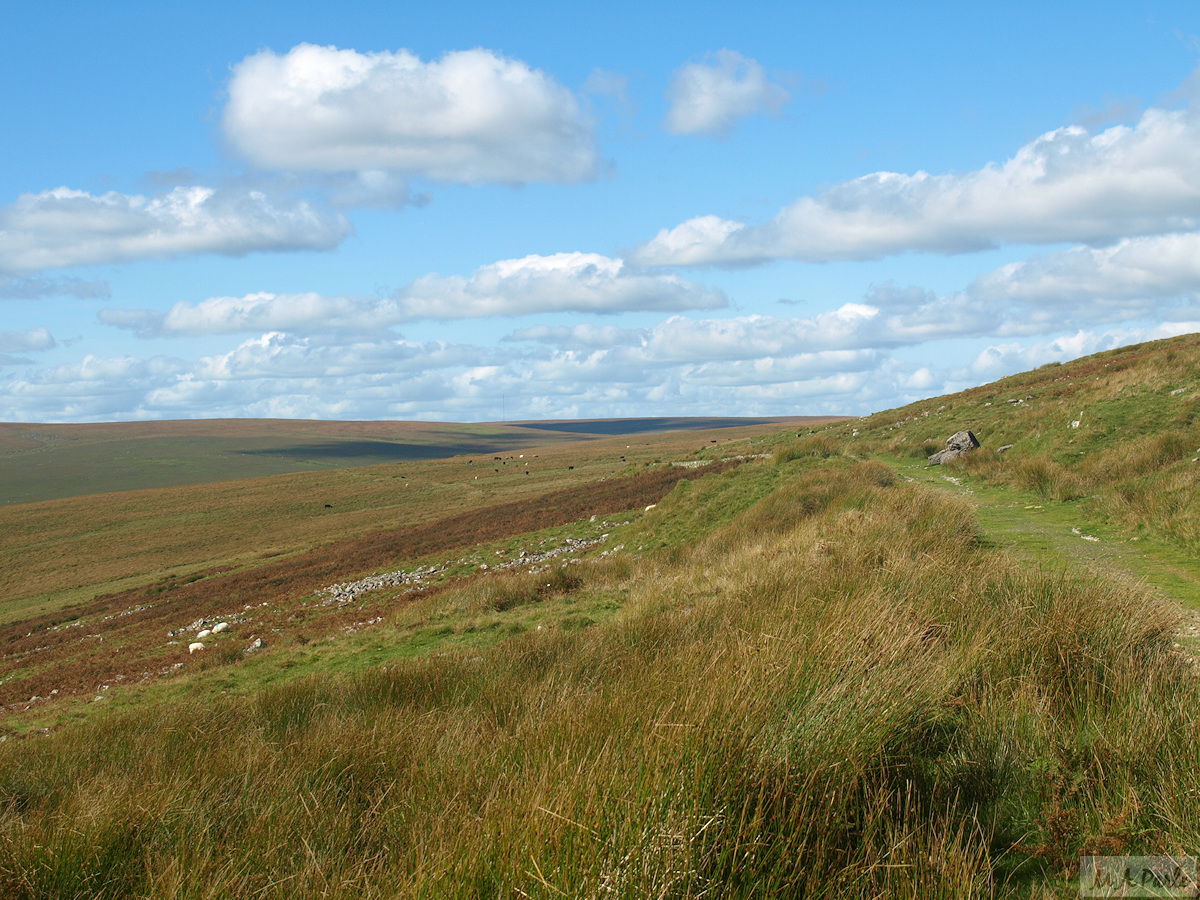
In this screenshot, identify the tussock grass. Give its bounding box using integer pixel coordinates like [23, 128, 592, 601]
[0, 459, 1193, 897]
[773, 433, 841, 463]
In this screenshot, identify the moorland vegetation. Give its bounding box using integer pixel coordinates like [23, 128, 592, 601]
[1, 335, 1199, 897]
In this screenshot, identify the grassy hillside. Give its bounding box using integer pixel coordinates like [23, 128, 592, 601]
[0, 336, 1198, 897]
[847, 333, 1200, 551]
[0, 422, 800, 624]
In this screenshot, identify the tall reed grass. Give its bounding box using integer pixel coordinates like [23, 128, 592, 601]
[0, 460, 1194, 897]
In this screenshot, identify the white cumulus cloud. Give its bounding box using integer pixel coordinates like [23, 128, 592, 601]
[223, 43, 598, 185]
[395, 252, 725, 319]
[664, 50, 789, 136]
[0, 186, 350, 274]
[969, 231, 1200, 304]
[635, 107, 1200, 265]
[101, 253, 726, 336]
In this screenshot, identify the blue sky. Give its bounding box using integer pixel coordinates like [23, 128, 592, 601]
[4, 1, 1200, 423]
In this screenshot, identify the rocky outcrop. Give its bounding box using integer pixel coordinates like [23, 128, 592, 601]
[928, 430, 980, 466]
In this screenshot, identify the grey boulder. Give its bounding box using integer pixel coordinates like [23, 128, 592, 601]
[928, 430, 980, 466]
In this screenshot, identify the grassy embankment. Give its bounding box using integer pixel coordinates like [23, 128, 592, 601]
[0, 336, 1198, 896]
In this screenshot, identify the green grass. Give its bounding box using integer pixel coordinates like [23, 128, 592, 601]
[0, 420, 802, 623]
[2, 336, 1200, 896]
[889, 455, 1200, 610]
[2, 457, 1197, 897]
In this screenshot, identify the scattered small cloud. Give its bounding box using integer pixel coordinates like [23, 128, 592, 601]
[584, 68, 636, 128]
[503, 323, 644, 349]
[394, 252, 726, 319]
[0, 275, 110, 299]
[664, 50, 790, 137]
[0, 326, 55, 353]
[1068, 95, 1142, 129]
[144, 167, 202, 188]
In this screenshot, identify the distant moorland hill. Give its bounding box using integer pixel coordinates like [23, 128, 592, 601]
[0, 415, 829, 504]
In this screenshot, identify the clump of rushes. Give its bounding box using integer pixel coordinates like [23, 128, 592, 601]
[0, 456, 1193, 897]
[773, 433, 840, 464]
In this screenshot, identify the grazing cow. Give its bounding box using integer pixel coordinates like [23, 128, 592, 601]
[324, 504, 333, 509]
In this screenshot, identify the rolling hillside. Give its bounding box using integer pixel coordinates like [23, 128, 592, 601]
[0, 416, 822, 504]
[0, 336, 1198, 897]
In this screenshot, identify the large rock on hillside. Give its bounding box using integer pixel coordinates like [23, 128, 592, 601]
[928, 430, 980, 467]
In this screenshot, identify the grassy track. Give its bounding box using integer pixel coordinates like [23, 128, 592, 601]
[891, 455, 1200, 609]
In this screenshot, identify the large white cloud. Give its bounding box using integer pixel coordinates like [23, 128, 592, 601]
[223, 43, 598, 185]
[969, 231, 1200, 304]
[634, 107, 1200, 266]
[0, 186, 350, 274]
[664, 50, 790, 136]
[100, 252, 727, 336]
